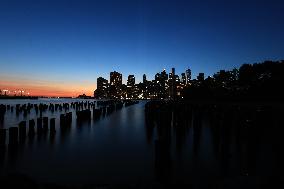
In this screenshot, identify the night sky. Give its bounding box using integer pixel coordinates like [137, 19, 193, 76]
[0, 0, 284, 96]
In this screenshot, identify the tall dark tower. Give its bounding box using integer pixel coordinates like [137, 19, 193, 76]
[197, 73, 204, 81]
[95, 77, 108, 99]
[109, 71, 122, 99]
[143, 74, 147, 84]
[127, 75, 135, 99]
[172, 68, 175, 76]
[181, 73, 186, 85]
[170, 68, 176, 99]
[186, 69, 191, 84]
[110, 71, 122, 86]
[127, 75, 135, 86]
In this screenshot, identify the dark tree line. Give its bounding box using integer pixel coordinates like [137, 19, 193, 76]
[182, 60, 284, 101]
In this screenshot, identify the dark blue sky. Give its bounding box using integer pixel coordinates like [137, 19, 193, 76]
[0, 0, 284, 95]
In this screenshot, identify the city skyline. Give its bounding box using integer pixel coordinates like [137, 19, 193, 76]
[1, 0, 284, 96]
[1, 1, 284, 187]
[0, 67, 196, 97]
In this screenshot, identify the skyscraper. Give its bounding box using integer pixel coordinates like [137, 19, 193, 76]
[161, 69, 168, 81]
[169, 68, 176, 99]
[109, 71, 122, 99]
[197, 73, 205, 81]
[181, 73, 186, 85]
[156, 69, 168, 98]
[110, 71, 122, 86]
[186, 69, 191, 84]
[172, 68, 175, 77]
[127, 75, 135, 86]
[94, 77, 108, 99]
[126, 75, 135, 98]
[143, 74, 147, 84]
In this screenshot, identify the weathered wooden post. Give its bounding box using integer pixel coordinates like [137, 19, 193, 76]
[9, 127, 18, 145]
[37, 117, 43, 134]
[43, 117, 48, 132]
[18, 121, 27, 142]
[50, 118, 56, 134]
[0, 129, 6, 146]
[60, 114, 66, 126]
[28, 119, 35, 137]
[66, 112, 72, 125]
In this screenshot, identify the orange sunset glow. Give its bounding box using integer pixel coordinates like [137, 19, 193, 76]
[0, 77, 95, 97]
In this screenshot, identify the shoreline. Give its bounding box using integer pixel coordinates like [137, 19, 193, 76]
[0, 96, 39, 100]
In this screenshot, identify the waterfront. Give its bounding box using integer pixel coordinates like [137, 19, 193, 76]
[0, 99, 283, 187]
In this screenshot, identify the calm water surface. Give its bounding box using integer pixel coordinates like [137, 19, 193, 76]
[0, 99, 281, 186]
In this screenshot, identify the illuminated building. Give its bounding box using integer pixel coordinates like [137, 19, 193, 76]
[94, 77, 108, 99]
[127, 75, 135, 99]
[181, 73, 186, 85]
[186, 69, 191, 84]
[169, 68, 177, 99]
[109, 71, 122, 99]
[127, 75, 135, 86]
[110, 71, 122, 86]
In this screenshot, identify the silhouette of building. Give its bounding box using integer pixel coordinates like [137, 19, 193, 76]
[174, 75, 183, 97]
[148, 79, 159, 99]
[154, 69, 168, 99]
[161, 69, 168, 82]
[110, 71, 122, 86]
[197, 73, 205, 81]
[186, 69, 191, 84]
[127, 75, 135, 86]
[127, 75, 135, 99]
[175, 75, 180, 82]
[143, 74, 147, 84]
[109, 71, 122, 99]
[94, 77, 108, 99]
[78, 94, 92, 99]
[169, 68, 177, 99]
[121, 84, 127, 99]
[181, 73, 186, 85]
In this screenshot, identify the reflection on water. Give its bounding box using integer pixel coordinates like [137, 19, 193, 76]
[0, 99, 284, 187]
[145, 101, 284, 186]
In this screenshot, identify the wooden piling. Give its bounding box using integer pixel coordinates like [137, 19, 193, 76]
[37, 117, 43, 134]
[28, 119, 35, 136]
[43, 117, 48, 132]
[0, 129, 6, 146]
[19, 121, 26, 142]
[9, 127, 18, 145]
[50, 118, 56, 133]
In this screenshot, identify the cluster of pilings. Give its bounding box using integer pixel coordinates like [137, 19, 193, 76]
[115, 101, 124, 110]
[0, 104, 6, 124]
[60, 112, 72, 130]
[0, 101, 94, 119]
[76, 100, 139, 122]
[1, 100, 141, 147]
[76, 109, 91, 121]
[93, 108, 102, 120]
[71, 101, 95, 111]
[0, 115, 61, 147]
[124, 100, 139, 107]
[145, 101, 173, 181]
[0, 100, 140, 124]
[76, 100, 119, 121]
[106, 104, 115, 115]
[145, 100, 284, 179]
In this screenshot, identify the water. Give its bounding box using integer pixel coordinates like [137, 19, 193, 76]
[0, 99, 283, 187]
[0, 99, 156, 186]
[0, 98, 98, 128]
